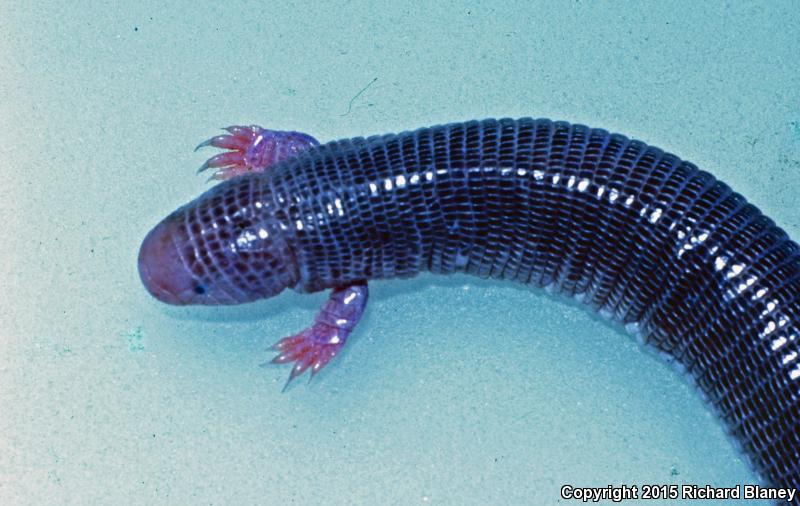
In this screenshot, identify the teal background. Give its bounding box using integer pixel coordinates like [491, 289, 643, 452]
[2, 1, 799, 504]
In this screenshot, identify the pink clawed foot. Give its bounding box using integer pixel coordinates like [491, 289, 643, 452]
[195, 125, 319, 180]
[271, 324, 347, 389]
[269, 282, 369, 391]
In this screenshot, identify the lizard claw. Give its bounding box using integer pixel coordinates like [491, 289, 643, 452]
[266, 282, 369, 391]
[270, 326, 345, 391]
[195, 125, 320, 181]
[196, 151, 246, 177]
[194, 132, 251, 152]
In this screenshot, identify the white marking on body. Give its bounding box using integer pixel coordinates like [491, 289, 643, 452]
[762, 300, 778, 316]
[649, 208, 663, 223]
[773, 336, 788, 351]
[236, 230, 257, 247]
[727, 263, 745, 279]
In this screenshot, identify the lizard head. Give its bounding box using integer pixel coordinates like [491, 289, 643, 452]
[138, 177, 297, 305]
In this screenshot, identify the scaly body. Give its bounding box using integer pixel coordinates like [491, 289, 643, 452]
[138, 118, 800, 493]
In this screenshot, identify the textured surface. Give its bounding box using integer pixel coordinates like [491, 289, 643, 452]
[177, 118, 800, 488]
[5, 1, 798, 504]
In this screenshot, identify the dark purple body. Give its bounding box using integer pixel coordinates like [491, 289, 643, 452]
[142, 118, 800, 491]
